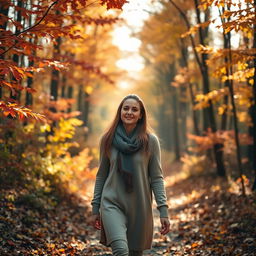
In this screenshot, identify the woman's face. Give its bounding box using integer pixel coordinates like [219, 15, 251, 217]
[120, 98, 142, 127]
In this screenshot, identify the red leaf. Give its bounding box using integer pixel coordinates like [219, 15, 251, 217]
[7, 240, 15, 246]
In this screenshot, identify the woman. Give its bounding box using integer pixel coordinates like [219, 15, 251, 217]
[91, 94, 170, 256]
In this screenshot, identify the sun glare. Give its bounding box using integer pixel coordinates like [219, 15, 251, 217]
[112, 27, 141, 52]
[112, 27, 145, 72]
[111, 0, 153, 73]
[116, 56, 144, 72]
[118, 81, 131, 90]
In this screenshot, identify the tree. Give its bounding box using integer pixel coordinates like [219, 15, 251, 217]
[0, 0, 126, 121]
[169, 0, 227, 176]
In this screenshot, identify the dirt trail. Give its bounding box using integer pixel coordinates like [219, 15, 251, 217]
[82, 207, 171, 255]
[1, 161, 255, 255]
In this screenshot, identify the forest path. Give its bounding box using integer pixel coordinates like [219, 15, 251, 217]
[1, 161, 255, 255]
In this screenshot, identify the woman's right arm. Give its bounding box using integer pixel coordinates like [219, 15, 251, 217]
[91, 138, 110, 215]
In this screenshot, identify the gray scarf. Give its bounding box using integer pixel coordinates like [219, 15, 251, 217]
[113, 123, 142, 193]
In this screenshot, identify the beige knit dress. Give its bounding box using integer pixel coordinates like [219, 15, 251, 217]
[91, 134, 169, 250]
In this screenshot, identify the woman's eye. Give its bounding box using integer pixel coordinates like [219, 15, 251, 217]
[122, 106, 139, 112]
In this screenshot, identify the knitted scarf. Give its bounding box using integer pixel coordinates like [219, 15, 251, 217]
[113, 123, 142, 193]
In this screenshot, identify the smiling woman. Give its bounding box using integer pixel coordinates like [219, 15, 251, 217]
[91, 94, 170, 256]
[120, 97, 142, 131]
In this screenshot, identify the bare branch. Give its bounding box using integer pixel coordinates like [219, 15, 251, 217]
[168, 0, 203, 72]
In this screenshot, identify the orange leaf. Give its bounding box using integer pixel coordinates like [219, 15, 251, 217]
[191, 242, 199, 248]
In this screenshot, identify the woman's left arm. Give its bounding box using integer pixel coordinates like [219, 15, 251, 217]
[148, 135, 170, 234]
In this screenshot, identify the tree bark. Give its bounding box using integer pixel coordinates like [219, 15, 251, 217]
[67, 86, 73, 113]
[61, 75, 67, 98]
[222, 3, 245, 194]
[219, 5, 231, 131]
[50, 36, 61, 109]
[77, 85, 83, 119]
[10, 0, 23, 101]
[180, 38, 200, 136]
[188, 82, 200, 135]
[172, 85, 181, 159]
[0, 3, 9, 99]
[194, 0, 226, 176]
[25, 10, 38, 107]
[48, 35, 61, 139]
[251, 0, 256, 191]
[82, 92, 90, 126]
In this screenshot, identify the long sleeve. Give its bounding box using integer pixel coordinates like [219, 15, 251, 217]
[91, 138, 110, 215]
[148, 134, 169, 218]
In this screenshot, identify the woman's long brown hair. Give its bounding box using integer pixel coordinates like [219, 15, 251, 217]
[102, 94, 151, 157]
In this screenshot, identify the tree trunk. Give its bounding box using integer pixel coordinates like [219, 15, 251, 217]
[10, 0, 23, 101]
[67, 86, 73, 113]
[219, 6, 231, 131]
[180, 38, 200, 136]
[169, 0, 226, 176]
[25, 61, 34, 106]
[47, 35, 61, 140]
[50, 36, 61, 110]
[178, 39, 188, 150]
[172, 86, 181, 160]
[194, 0, 226, 176]
[0, 3, 9, 99]
[226, 42, 245, 195]
[61, 75, 67, 98]
[77, 85, 83, 119]
[188, 82, 200, 135]
[25, 18, 38, 106]
[82, 92, 90, 126]
[251, 0, 256, 191]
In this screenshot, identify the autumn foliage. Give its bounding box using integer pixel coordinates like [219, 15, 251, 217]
[0, 0, 126, 198]
[0, 0, 125, 120]
[138, 0, 256, 193]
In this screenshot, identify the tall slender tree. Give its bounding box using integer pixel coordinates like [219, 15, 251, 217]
[169, 0, 226, 176]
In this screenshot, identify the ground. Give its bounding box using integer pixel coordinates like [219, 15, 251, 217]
[0, 161, 256, 255]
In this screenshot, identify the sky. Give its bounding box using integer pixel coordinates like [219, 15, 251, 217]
[111, 0, 152, 74]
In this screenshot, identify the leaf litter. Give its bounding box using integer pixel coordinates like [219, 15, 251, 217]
[1, 162, 256, 255]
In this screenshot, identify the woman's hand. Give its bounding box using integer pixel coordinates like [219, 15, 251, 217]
[160, 217, 170, 235]
[92, 214, 101, 230]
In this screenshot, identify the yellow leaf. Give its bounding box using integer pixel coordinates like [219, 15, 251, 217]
[218, 105, 227, 115]
[85, 85, 93, 95]
[40, 124, 51, 133]
[47, 243, 56, 248]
